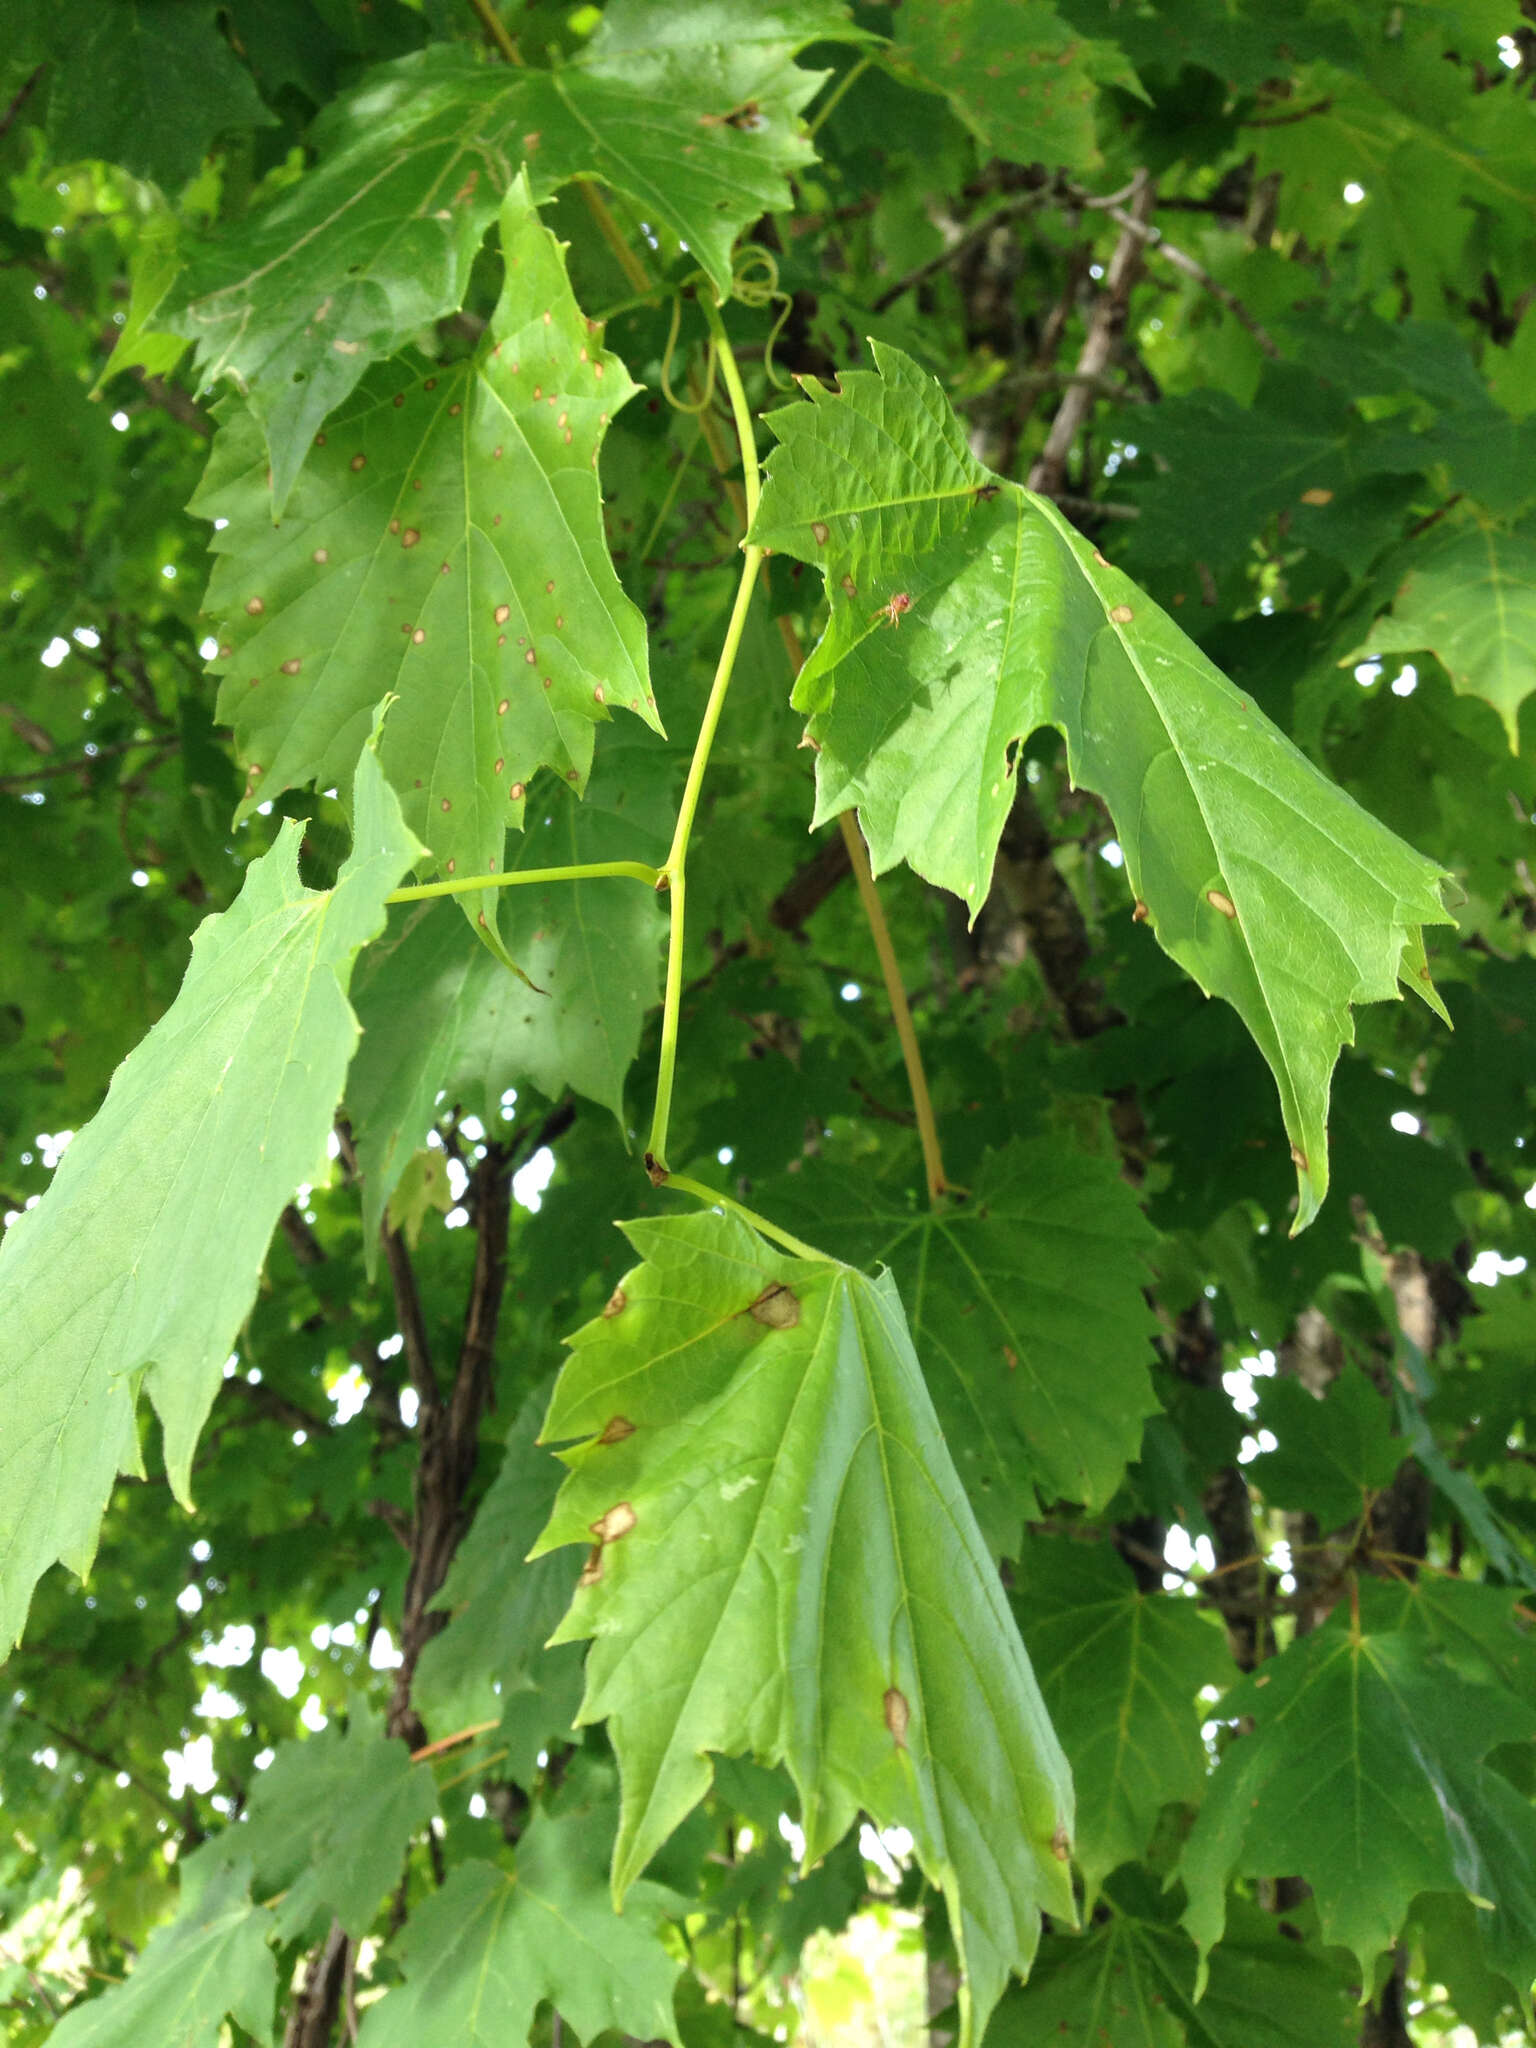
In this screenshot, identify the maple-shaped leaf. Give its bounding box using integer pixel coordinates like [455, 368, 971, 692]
[0, 719, 420, 1654]
[194, 179, 656, 937]
[749, 342, 1454, 1228]
[49, 1853, 276, 2048]
[767, 1138, 1160, 1555]
[533, 1207, 1075, 2048]
[162, 1, 864, 503]
[1179, 1619, 1536, 2002]
[1348, 516, 1536, 751]
[881, 0, 1141, 171]
[1011, 1535, 1237, 1902]
[200, 1700, 439, 1941]
[414, 1388, 586, 1784]
[990, 1869, 1354, 2048]
[39, 0, 273, 193]
[1247, 1366, 1406, 1531]
[356, 1802, 682, 2048]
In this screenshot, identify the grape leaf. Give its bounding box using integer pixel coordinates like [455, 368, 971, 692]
[1348, 517, 1536, 751]
[414, 1387, 586, 1785]
[194, 179, 656, 931]
[0, 718, 420, 1654]
[163, 1, 860, 503]
[1179, 1621, 1536, 1999]
[1247, 1366, 1406, 1531]
[48, 1854, 276, 2048]
[990, 1870, 1353, 2048]
[749, 341, 1454, 1229]
[39, 0, 272, 193]
[881, 0, 1142, 171]
[533, 1207, 1076, 2048]
[356, 1804, 682, 2048]
[1011, 1536, 1237, 1901]
[768, 1138, 1160, 1555]
[201, 1700, 439, 1941]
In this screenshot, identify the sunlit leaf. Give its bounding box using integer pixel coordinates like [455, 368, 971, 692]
[534, 1207, 1076, 2048]
[749, 341, 1454, 1228]
[0, 723, 419, 1653]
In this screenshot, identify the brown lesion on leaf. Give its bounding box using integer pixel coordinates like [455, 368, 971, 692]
[597, 1415, 635, 1445]
[1290, 1144, 1308, 1170]
[749, 1283, 800, 1329]
[580, 1499, 638, 1587]
[602, 1286, 627, 1319]
[1206, 888, 1237, 920]
[883, 1687, 910, 1750]
[1051, 1821, 1072, 1861]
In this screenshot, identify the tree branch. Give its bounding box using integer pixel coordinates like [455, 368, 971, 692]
[1029, 172, 1156, 497]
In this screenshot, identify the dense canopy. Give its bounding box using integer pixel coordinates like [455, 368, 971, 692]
[2, 4, 1534, 2046]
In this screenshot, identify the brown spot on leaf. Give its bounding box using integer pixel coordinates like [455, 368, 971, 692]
[1051, 1822, 1071, 1861]
[412, 627, 426, 645]
[1206, 888, 1237, 919]
[884, 1687, 910, 1749]
[494, 604, 511, 625]
[811, 520, 830, 545]
[1003, 1345, 1018, 1371]
[601, 1288, 627, 1320]
[1108, 602, 1134, 625]
[245, 597, 265, 616]
[497, 696, 509, 714]
[590, 1501, 637, 1544]
[350, 453, 366, 471]
[402, 528, 419, 548]
[280, 657, 302, 675]
[749, 1283, 800, 1329]
[1290, 1144, 1308, 1170]
[1092, 548, 1109, 566]
[593, 684, 605, 704]
[1300, 487, 1333, 506]
[598, 1414, 636, 1443]
[509, 781, 525, 800]
[579, 1544, 604, 1587]
[312, 548, 329, 564]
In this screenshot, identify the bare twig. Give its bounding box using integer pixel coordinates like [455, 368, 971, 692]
[1100, 202, 1281, 357]
[873, 191, 1046, 313]
[1029, 173, 1156, 497]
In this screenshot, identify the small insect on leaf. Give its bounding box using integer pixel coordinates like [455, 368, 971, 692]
[872, 592, 913, 629]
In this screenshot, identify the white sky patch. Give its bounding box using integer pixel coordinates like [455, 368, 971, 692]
[840, 981, 862, 1002]
[164, 1735, 217, 1800]
[328, 1364, 371, 1424]
[1164, 1525, 1217, 1591]
[176, 1584, 203, 1615]
[196, 1623, 255, 1668]
[1099, 839, 1124, 868]
[1391, 1110, 1422, 1136]
[1390, 663, 1417, 697]
[260, 1644, 305, 1698]
[300, 1695, 328, 1732]
[400, 1387, 420, 1427]
[370, 1627, 404, 1671]
[1469, 1250, 1527, 1286]
[40, 637, 69, 668]
[512, 1145, 556, 1212]
[1343, 181, 1366, 204]
[196, 1682, 243, 1721]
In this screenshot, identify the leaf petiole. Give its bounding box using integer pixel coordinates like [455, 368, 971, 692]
[384, 860, 660, 906]
[660, 1173, 831, 1264]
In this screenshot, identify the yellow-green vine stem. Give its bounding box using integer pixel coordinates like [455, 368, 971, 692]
[645, 305, 763, 1174]
[385, 859, 659, 906]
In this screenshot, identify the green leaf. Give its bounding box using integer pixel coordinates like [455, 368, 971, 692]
[40, 0, 272, 193]
[202, 1700, 439, 1941]
[49, 1854, 276, 2048]
[533, 1206, 1075, 2048]
[989, 1869, 1354, 2048]
[0, 719, 420, 1654]
[344, 747, 669, 1259]
[882, 0, 1142, 171]
[1247, 1367, 1406, 1531]
[165, 3, 857, 502]
[1179, 1622, 1536, 1999]
[414, 1387, 586, 1785]
[355, 1805, 682, 2048]
[1011, 1536, 1237, 1901]
[749, 341, 1454, 1229]
[195, 179, 656, 918]
[769, 1138, 1160, 1555]
[1348, 517, 1536, 751]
